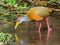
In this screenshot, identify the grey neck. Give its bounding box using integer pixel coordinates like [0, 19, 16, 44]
[23, 15, 30, 22]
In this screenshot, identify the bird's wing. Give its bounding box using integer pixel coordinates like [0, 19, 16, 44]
[27, 7, 45, 21]
[27, 7, 52, 18]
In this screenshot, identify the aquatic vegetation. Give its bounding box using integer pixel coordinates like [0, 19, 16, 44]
[5, 0, 16, 6]
[0, 32, 12, 44]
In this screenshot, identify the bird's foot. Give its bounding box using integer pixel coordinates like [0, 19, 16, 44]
[48, 27, 52, 32]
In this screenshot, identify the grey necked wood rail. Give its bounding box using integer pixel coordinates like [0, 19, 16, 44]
[14, 6, 57, 42]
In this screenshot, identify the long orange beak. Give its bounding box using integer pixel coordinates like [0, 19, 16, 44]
[15, 22, 20, 29]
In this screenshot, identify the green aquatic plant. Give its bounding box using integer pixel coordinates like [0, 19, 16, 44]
[0, 32, 12, 44]
[5, 0, 16, 6]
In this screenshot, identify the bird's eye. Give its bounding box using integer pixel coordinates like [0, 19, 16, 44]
[17, 17, 22, 22]
[17, 19, 20, 22]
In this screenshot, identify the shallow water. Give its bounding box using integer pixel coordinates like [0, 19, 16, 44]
[0, 17, 60, 45]
[14, 17, 60, 45]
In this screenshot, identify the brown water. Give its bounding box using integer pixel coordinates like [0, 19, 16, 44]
[0, 16, 60, 45]
[15, 16, 60, 45]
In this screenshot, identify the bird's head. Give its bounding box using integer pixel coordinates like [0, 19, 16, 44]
[14, 15, 30, 29]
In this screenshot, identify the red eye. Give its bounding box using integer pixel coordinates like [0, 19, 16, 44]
[17, 17, 22, 22]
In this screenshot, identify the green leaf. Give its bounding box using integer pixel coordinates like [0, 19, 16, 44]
[5, 0, 16, 6]
[49, 0, 56, 3]
[0, 32, 12, 44]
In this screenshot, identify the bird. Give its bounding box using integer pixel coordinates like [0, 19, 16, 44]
[14, 6, 53, 42]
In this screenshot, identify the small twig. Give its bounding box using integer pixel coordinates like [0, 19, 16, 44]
[51, 8, 60, 11]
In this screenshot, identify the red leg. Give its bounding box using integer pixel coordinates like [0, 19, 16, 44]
[38, 22, 42, 42]
[45, 18, 52, 41]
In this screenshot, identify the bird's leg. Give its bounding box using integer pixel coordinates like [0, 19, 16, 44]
[45, 18, 52, 42]
[38, 22, 42, 42]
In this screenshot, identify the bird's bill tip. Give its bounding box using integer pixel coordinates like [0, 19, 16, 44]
[14, 22, 20, 29]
